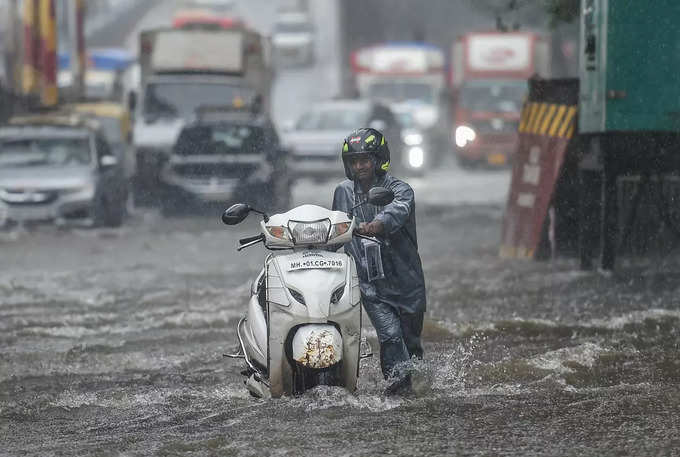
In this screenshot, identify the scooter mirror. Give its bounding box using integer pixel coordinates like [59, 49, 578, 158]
[222, 203, 251, 225]
[367, 187, 394, 206]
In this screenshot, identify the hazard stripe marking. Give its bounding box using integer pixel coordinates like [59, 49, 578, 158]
[539, 104, 558, 135]
[558, 106, 578, 137]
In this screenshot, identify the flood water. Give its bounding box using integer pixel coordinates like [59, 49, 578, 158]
[1, 203, 679, 456]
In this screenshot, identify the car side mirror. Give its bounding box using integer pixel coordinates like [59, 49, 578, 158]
[222, 203, 251, 225]
[100, 155, 118, 168]
[367, 187, 394, 206]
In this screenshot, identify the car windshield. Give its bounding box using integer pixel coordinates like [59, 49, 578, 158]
[369, 82, 435, 104]
[144, 83, 256, 120]
[175, 124, 266, 155]
[275, 20, 312, 33]
[295, 107, 368, 130]
[460, 80, 527, 113]
[0, 136, 91, 168]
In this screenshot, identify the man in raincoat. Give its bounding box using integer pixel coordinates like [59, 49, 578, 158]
[332, 127, 426, 394]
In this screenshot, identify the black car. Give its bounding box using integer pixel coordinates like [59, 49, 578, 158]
[159, 111, 291, 215]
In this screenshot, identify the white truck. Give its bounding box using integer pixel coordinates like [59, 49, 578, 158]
[132, 25, 272, 204]
[350, 43, 449, 167]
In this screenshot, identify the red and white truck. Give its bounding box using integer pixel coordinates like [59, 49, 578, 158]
[451, 31, 550, 167]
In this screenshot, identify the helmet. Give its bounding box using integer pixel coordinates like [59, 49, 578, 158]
[341, 127, 391, 180]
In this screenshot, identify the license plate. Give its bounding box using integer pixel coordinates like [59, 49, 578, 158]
[487, 153, 507, 165]
[288, 258, 345, 271]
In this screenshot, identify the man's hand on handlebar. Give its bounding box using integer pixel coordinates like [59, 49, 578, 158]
[357, 220, 384, 237]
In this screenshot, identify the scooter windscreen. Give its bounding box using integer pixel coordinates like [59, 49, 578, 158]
[260, 204, 355, 248]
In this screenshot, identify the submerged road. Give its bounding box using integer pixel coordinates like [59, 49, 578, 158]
[2, 1, 680, 455]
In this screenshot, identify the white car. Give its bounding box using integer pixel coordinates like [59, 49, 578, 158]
[272, 11, 315, 67]
[281, 100, 402, 181]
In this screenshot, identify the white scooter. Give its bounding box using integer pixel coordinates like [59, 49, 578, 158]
[222, 187, 394, 398]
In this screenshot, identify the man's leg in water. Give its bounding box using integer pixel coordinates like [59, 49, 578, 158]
[400, 311, 424, 360]
[363, 299, 410, 380]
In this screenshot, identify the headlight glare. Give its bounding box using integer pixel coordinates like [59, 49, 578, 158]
[455, 125, 476, 147]
[403, 133, 423, 146]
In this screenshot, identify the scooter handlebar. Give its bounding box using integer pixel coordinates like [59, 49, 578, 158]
[239, 234, 265, 245]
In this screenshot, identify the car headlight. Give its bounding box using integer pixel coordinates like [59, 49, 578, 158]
[288, 219, 331, 245]
[455, 125, 476, 148]
[403, 133, 423, 146]
[408, 147, 424, 168]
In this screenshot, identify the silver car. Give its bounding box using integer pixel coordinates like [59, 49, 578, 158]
[0, 118, 128, 228]
[280, 99, 402, 181]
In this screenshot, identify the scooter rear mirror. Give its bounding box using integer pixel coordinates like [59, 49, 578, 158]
[222, 203, 251, 225]
[367, 187, 394, 206]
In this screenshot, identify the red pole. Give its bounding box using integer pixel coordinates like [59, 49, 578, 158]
[22, 0, 40, 96]
[39, 0, 58, 106]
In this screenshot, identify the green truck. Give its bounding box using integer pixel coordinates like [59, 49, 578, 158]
[577, 0, 680, 270]
[579, 0, 680, 133]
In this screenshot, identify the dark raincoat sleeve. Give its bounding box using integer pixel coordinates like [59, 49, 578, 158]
[373, 180, 414, 235]
[332, 184, 350, 213]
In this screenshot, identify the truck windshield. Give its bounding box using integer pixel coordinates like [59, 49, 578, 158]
[175, 125, 266, 155]
[0, 137, 91, 168]
[144, 83, 256, 120]
[459, 81, 527, 113]
[369, 82, 434, 104]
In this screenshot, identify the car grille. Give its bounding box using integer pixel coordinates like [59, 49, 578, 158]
[0, 189, 59, 205]
[171, 163, 258, 180]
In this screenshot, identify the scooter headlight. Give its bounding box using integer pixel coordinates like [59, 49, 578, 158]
[288, 219, 331, 245]
[455, 125, 476, 148]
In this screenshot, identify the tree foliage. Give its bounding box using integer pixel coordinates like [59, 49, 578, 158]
[469, 0, 580, 27]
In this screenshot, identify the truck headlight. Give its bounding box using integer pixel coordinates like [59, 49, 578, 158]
[408, 147, 424, 168]
[455, 125, 476, 148]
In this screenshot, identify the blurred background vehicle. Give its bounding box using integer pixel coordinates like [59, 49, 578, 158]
[159, 107, 290, 215]
[131, 20, 272, 205]
[0, 114, 127, 228]
[57, 47, 136, 102]
[350, 42, 449, 166]
[450, 31, 549, 168]
[272, 10, 315, 68]
[391, 101, 429, 176]
[280, 99, 400, 181]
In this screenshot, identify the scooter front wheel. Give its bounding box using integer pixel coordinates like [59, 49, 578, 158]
[292, 362, 342, 395]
